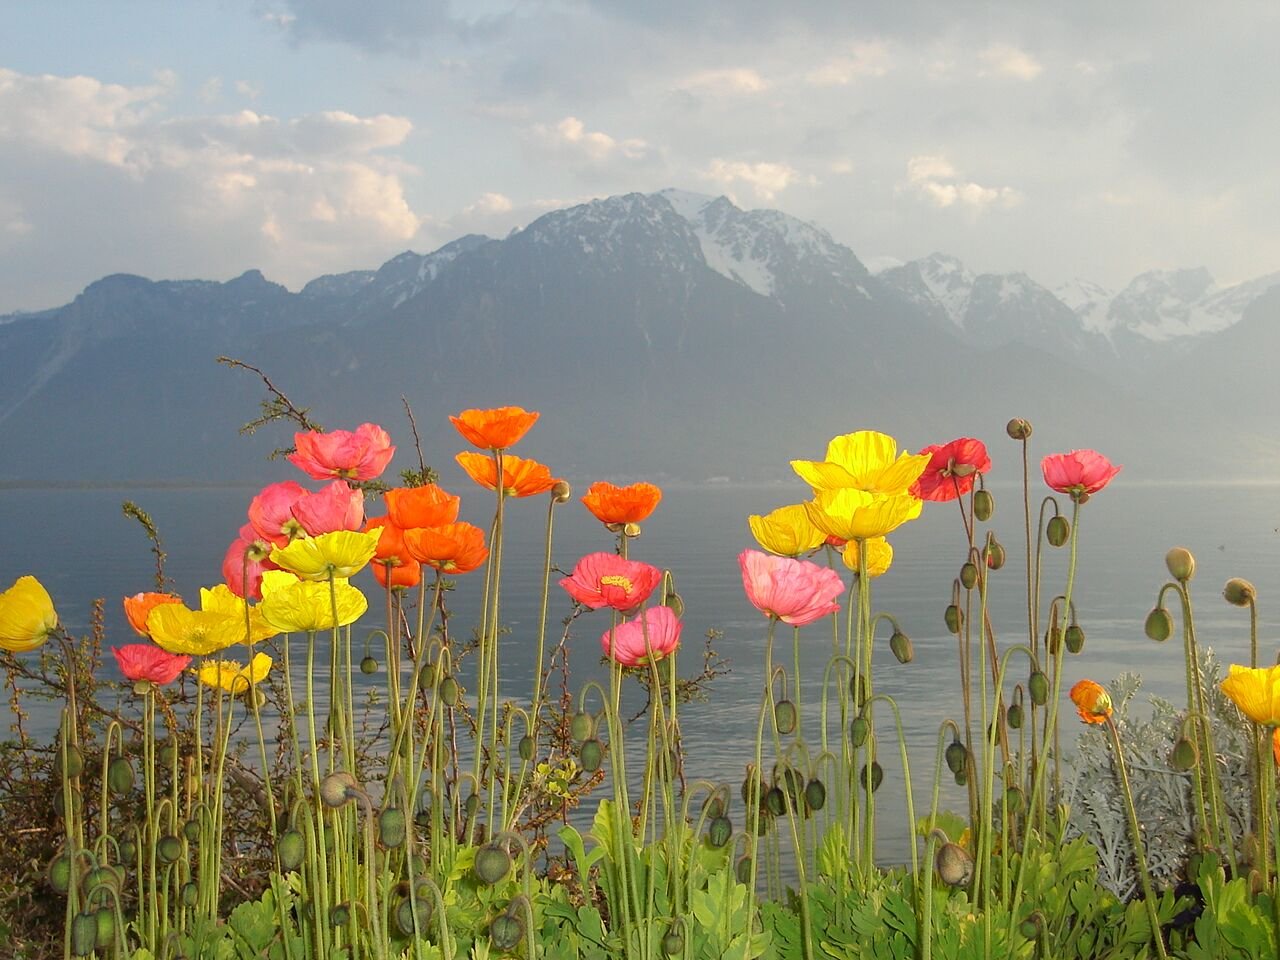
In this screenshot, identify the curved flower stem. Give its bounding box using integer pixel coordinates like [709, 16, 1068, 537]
[922, 719, 962, 960]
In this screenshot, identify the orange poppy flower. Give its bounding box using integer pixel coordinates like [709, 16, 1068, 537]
[123, 592, 183, 638]
[450, 406, 540, 451]
[402, 522, 490, 574]
[581, 481, 663, 525]
[373, 556, 423, 589]
[1273, 728, 1280, 767]
[455, 452, 561, 498]
[1069, 679, 1113, 725]
[385, 484, 461, 530]
[364, 515, 423, 589]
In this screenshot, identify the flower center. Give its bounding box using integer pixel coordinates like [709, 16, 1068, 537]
[599, 574, 634, 592]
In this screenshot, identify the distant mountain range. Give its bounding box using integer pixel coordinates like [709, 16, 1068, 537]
[2, 188, 1277, 485]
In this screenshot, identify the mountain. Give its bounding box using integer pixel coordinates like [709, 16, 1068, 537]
[0, 189, 1276, 485]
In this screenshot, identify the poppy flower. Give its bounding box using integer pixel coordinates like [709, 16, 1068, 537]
[292, 480, 365, 537]
[287, 423, 395, 482]
[450, 406, 540, 451]
[1220, 664, 1280, 726]
[384, 484, 461, 530]
[258, 571, 368, 633]
[600, 605, 682, 667]
[803, 488, 922, 541]
[364, 515, 423, 589]
[748, 504, 828, 558]
[271, 530, 381, 582]
[112, 644, 190, 685]
[560, 553, 663, 613]
[455, 451, 561, 498]
[221, 525, 278, 600]
[1069, 679, 1113, 725]
[248, 481, 309, 546]
[739, 550, 844, 627]
[0, 576, 58, 653]
[123, 591, 184, 638]
[146, 585, 277, 656]
[792, 431, 931, 496]
[194, 652, 273, 695]
[581, 481, 663, 526]
[1041, 450, 1122, 500]
[841, 537, 893, 578]
[402, 522, 490, 574]
[1272, 728, 1280, 767]
[910, 438, 992, 502]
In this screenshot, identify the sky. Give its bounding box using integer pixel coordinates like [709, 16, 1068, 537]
[1, 0, 1277, 313]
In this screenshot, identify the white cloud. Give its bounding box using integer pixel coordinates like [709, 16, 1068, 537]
[806, 42, 892, 86]
[538, 115, 653, 162]
[678, 68, 768, 95]
[235, 80, 262, 101]
[700, 159, 811, 202]
[906, 154, 1021, 210]
[978, 43, 1043, 80]
[464, 192, 514, 215]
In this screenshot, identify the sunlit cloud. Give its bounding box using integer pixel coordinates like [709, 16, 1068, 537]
[978, 43, 1043, 80]
[677, 67, 768, 95]
[806, 42, 892, 86]
[906, 154, 1021, 210]
[700, 159, 812, 202]
[537, 116, 653, 162]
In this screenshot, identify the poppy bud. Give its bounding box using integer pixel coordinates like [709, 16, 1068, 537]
[1006, 418, 1033, 440]
[278, 829, 305, 870]
[889, 630, 914, 664]
[157, 835, 183, 864]
[394, 897, 431, 937]
[860, 761, 883, 793]
[183, 819, 200, 842]
[944, 740, 968, 776]
[1165, 547, 1196, 583]
[773, 699, 798, 735]
[1005, 785, 1025, 814]
[514, 734, 534, 761]
[475, 843, 512, 884]
[1224, 578, 1257, 607]
[1007, 702, 1024, 729]
[1064, 624, 1085, 654]
[464, 793, 481, 817]
[959, 562, 979, 590]
[663, 592, 685, 617]
[360, 655, 378, 675]
[47, 853, 72, 893]
[1028, 671, 1049, 705]
[973, 490, 994, 522]
[379, 807, 407, 848]
[107, 756, 134, 797]
[94, 906, 115, 949]
[985, 540, 1006, 570]
[849, 716, 870, 748]
[579, 738, 604, 773]
[623, 522, 642, 539]
[551, 481, 572, 503]
[331, 903, 351, 928]
[120, 840, 136, 861]
[735, 855, 753, 884]
[569, 711, 594, 742]
[71, 911, 98, 957]
[663, 930, 685, 956]
[936, 842, 974, 886]
[764, 786, 786, 816]
[160, 743, 178, 766]
[804, 778, 827, 812]
[490, 912, 524, 951]
[181, 881, 198, 906]
[944, 604, 963, 634]
[57, 743, 84, 780]
[320, 771, 360, 809]
[954, 767, 967, 786]
[1144, 607, 1174, 642]
[703, 795, 725, 820]
[708, 815, 733, 848]
[416, 663, 436, 691]
[1171, 737, 1198, 771]
[1018, 911, 1044, 940]
[741, 767, 758, 805]
[438, 675, 461, 707]
[1046, 516, 1069, 547]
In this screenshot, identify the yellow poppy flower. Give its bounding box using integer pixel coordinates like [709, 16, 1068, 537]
[748, 504, 828, 557]
[199, 585, 278, 644]
[195, 652, 273, 695]
[258, 570, 368, 633]
[792, 431, 931, 495]
[147, 604, 249, 657]
[1221, 664, 1280, 726]
[841, 537, 894, 578]
[804, 488, 923, 541]
[270, 530, 380, 581]
[0, 576, 58, 653]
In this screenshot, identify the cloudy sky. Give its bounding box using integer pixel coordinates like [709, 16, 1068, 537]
[1, 1, 1276, 313]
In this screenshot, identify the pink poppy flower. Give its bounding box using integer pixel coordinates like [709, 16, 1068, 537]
[292, 480, 365, 536]
[1041, 450, 1122, 500]
[739, 549, 844, 627]
[222, 523, 279, 600]
[287, 423, 395, 482]
[113, 643, 191, 685]
[600, 605, 682, 667]
[910, 438, 992, 502]
[560, 553, 663, 613]
[248, 481, 309, 546]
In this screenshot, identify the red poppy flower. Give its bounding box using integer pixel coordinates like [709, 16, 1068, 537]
[248, 481, 309, 546]
[600, 606, 682, 667]
[560, 553, 663, 613]
[739, 549, 844, 626]
[384, 485, 461, 530]
[910, 438, 992, 502]
[292, 480, 365, 536]
[581, 481, 663, 525]
[287, 423, 395, 482]
[455, 451, 561, 498]
[402, 522, 490, 574]
[1042, 450, 1122, 500]
[113, 643, 191, 685]
[222, 524, 278, 600]
[450, 406, 540, 450]
[122, 592, 183, 638]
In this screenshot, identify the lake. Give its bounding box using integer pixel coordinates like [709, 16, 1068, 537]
[3, 474, 1278, 858]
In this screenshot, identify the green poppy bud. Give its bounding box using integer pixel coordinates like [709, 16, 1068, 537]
[119, 839, 136, 862]
[1006, 418, 1033, 440]
[1144, 607, 1174, 642]
[1007, 702, 1024, 729]
[417, 662, 436, 691]
[464, 793, 481, 818]
[157, 835, 183, 864]
[181, 881, 198, 907]
[183, 818, 201, 842]
[475, 843, 512, 885]
[735, 855, 753, 884]
[394, 897, 432, 937]
[936, 842, 974, 887]
[1018, 911, 1044, 940]
[1004, 785, 1025, 814]
[860, 761, 883, 793]
[944, 605, 964, 634]
[360, 655, 378, 675]
[945, 740, 968, 776]
[278, 829, 306, 870]
[985, 540, 1006, 570]
[764, 786, 786, 816]
[849, 716, 870, 747]
[973, 489, 994, 522]
[847, 674, 868, 705]
[773, 699, 798, 735]
[320, 771, 360, 809]
[569, 711, 594, 741]
[708, 815, 733, 848]
[48, 853, 72, 893]
[438, 675, 461, 707]
[663, 592, 686, 618]
[490, 913, 524, 952]
[57, 744, 84, 780]
[954, 767, 967, 786]
[71, 911, 98, 957]
[703, 795, 725, 820]
[378, 807, 407, 848]
[107, 756, 134, 797]
[890, 630, 914, 664]
[959, 562, 979, 590]
[1064, 624, 1085, 654]
[1165, 547, 1196, 583]
[94, 906, 115, 949]
[1224, 578, 1257, 607]
[1171, 737, 1198, 771]
[1028, 671, 1049, 705]
[160, 743, 178, 767]
[518, 735, 535, 761]
[331, 903, 351, 928]
[1046, 516, 1069, 547]
[579, 738, 604, 773]
[804, 778, 827, 812]
[663, 931, 685, 956]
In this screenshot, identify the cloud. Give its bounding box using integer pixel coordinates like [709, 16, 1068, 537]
[806, 42, 892, 86]
[978, 43, 1042, 80]
[677, 68, 768, 96]
[906, 154, 1021, 210]
[538, 116, 654, 163]
[700, 159, 812, 202]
